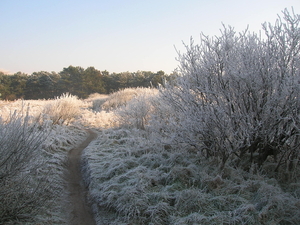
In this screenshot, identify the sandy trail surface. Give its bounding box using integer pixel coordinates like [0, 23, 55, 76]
[66, 129, 97, 225]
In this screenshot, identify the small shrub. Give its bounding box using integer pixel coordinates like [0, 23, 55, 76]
[43, 93, 81, 125]
[116, 89, 158, 129]
[117, 95, 156, 130]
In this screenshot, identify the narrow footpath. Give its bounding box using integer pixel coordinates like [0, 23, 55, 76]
[66, 129, 97, 225]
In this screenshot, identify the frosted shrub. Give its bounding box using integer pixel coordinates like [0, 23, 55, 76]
[0, 103, 89, 224]
[43, 93, 81, 125]
[116, 88, 158, 129]
[0, 99, 47, 123]
[153, 8, 300, 173]
[0, 110, 48, 224]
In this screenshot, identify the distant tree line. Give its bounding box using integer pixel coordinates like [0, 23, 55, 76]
[0, 66, 175, 100]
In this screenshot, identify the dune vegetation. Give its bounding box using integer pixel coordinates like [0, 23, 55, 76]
[0, 8, 300, 225]
[82, 9, 300, 224]
[0, 97, 87, 224]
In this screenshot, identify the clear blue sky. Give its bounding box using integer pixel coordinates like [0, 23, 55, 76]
[1, 0, 299, 74]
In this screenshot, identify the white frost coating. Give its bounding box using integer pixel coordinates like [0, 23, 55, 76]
[82, 128, 300, 224]
[81, 9, 300, 224]
[0, 98, 87, 224]
[1, 8, 300, 225]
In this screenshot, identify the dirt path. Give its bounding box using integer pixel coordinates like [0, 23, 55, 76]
[66, 129, 97, 225]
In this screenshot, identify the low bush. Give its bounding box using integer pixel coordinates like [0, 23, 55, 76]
[116, 88, 158, 129]
[43, 93, 81, 125]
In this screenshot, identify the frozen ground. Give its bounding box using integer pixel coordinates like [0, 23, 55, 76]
[0, 98, 88, 224]
[66, 129, 97, 225]
[81, 128, 300, 225]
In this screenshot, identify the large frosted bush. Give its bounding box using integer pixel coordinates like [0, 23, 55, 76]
[152, 9, 300, 173]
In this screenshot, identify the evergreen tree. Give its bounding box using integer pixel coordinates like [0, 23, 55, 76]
[83, 67, 106, 96]
[0, 72, 12, 100]
[10, 72, 27, 99]
[59, 66, 85, 97]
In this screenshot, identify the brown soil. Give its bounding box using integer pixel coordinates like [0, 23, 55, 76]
[66, 129, 97, 225]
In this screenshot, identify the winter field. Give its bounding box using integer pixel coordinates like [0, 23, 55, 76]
[0, 95, 88, 224]
[1, 9, 300, 225]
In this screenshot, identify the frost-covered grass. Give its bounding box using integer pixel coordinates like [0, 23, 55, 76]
[1, 77, 299, 224]
[3, 8, 298, 225]
[0, 98, 88, 224]
[0, 99, 47, 122]
[33, 123, 87, 224]
[80, 82, 300, 224]
[1, 85, 299, 224]
[79, 88, 158, 129]
[80, 108, 117, 128]
[0, 92, 131, 223]
[82, 128, 300, 225]
[101, 87, 157, 111]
